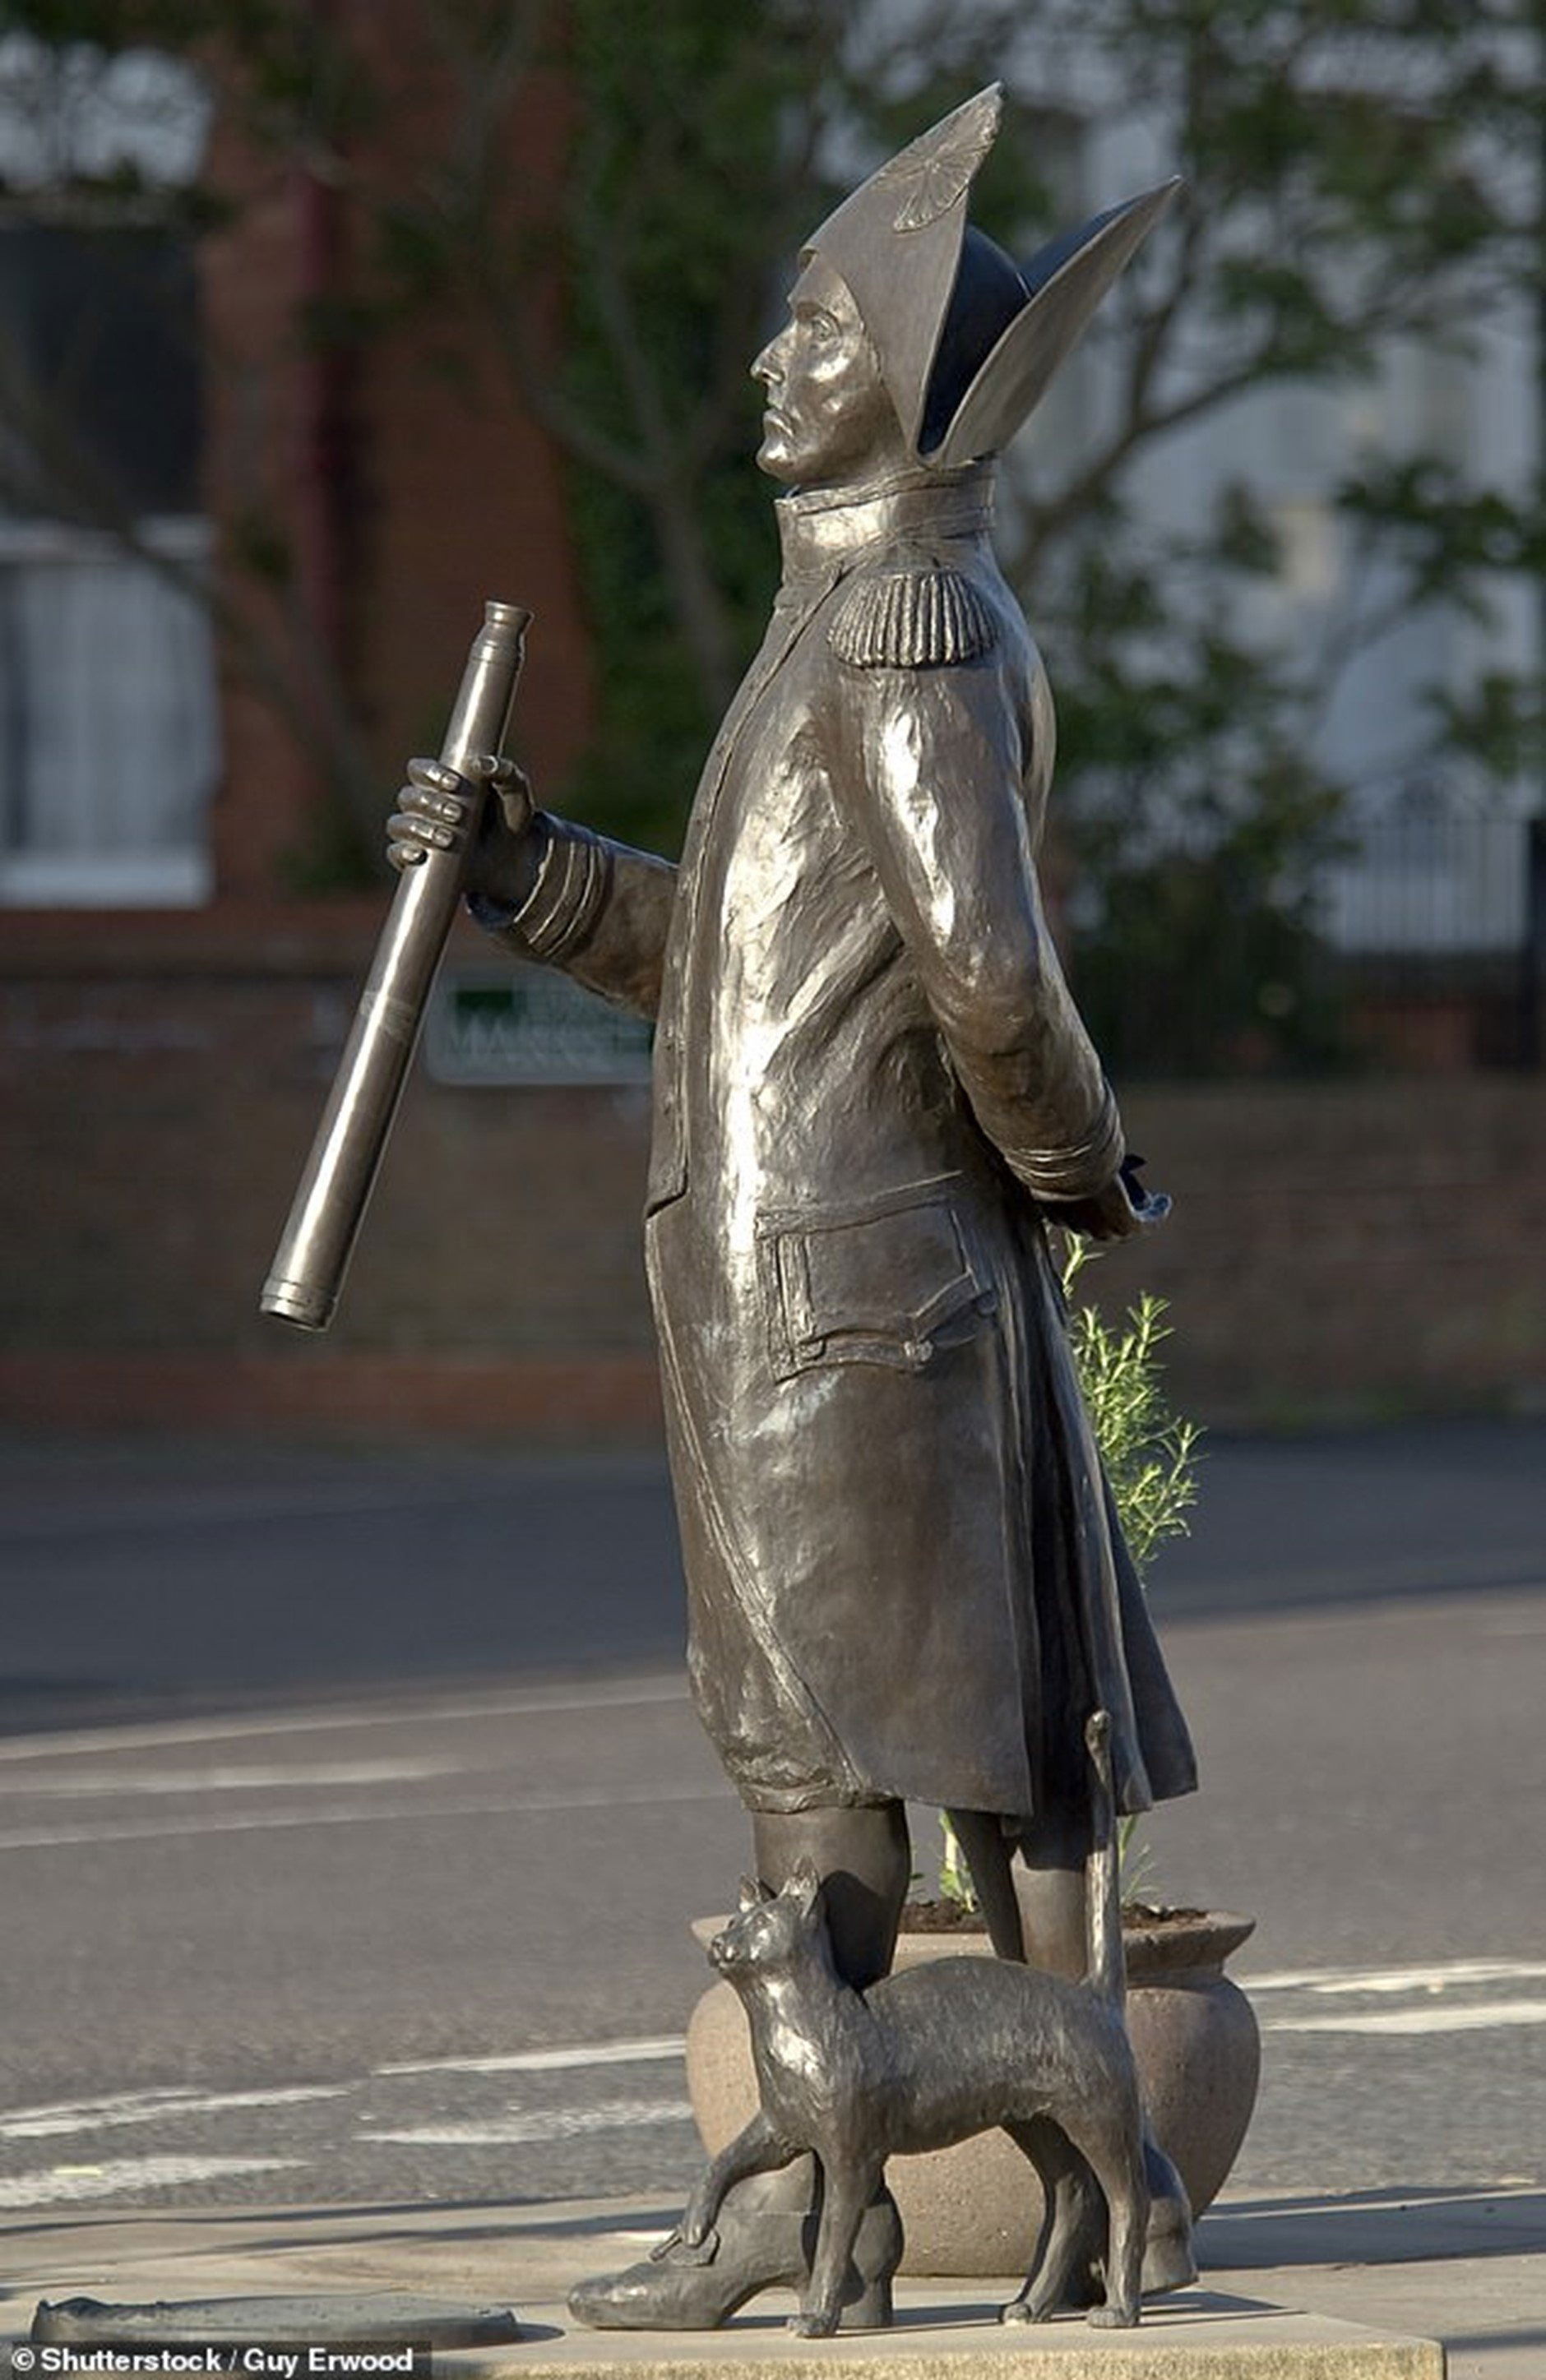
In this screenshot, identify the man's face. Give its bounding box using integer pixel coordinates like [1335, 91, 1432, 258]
[752, 256, 905, 489]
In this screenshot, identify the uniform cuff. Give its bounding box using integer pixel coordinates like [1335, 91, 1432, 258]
[465, 816, 609, 962]
[1002, 1084, 1125, 1201]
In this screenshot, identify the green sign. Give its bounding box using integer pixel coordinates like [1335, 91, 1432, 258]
[425, 968, 654, 1086]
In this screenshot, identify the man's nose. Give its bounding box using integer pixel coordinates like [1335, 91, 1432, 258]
[752, 325, 789, 387]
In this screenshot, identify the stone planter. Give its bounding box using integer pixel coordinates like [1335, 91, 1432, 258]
[684, 1910, 1260, 2279]
[1121, 1910, 1261, 2221]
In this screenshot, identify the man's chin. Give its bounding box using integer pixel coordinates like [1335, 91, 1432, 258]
[755, 432, 800, 483]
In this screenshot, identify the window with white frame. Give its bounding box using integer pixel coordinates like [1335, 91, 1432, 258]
[0, 35, 218, 907]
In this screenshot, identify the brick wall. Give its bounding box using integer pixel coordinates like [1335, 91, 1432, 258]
[0, 912, 660, 1438]
[2, 922, 1543, 1440]
[1118, 1079, 1546, 1423]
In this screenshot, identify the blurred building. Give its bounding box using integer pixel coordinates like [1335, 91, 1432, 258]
[1021, 87, 1545, 1076]
[0, 24, 660, 1443]
[1, 25, 1542, 1437]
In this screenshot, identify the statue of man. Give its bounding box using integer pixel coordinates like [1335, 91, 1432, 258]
[390, 85, 1198, 2325]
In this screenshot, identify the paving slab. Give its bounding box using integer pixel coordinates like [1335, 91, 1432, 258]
[0, 2200, 1447, 2380]
[1201, 2189, 1544, 2380]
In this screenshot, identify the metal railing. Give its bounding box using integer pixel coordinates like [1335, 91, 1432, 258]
[1070, 812, 1546, 1079]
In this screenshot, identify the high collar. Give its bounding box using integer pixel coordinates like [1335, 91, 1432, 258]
[774, 460, 995, 587]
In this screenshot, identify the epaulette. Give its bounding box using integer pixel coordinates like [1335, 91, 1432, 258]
[828, 566, 997, 669]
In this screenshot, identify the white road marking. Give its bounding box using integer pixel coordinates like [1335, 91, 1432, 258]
[0, 2156, 301, 2208]
[0, 2086, 349, 2140]
[0, 1675, 691, 1763]
[0, 1780, 726, 1852]
[1266, 1997, 1546, 2036]
[378, 2037, 686, 2077]
[12, 1760, 466, 1797]
[362, 2097, 694, 2147]
[1215, 2183, 1542, 2221]
[1245, 1957, 1546, 1994]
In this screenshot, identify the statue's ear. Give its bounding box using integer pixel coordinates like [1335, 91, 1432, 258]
[738, 1874, 771, 1911]
[787, 1855, 823, 1912]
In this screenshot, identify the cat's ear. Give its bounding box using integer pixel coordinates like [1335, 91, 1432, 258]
[738, 1874, 772, 1911]
[787, 1855, 823, 1913]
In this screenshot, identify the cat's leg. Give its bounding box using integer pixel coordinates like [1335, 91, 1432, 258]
[1066, 2110, 1148, 2330]
[1141, 2132, 1199, 2293]
[790, 2157, 885, 2338]
[999, 2117, 1102, 2323]
[1010, 1802, 1197, 2300]
[960, 1801, 1113, 2325]
[676, 2110, 790, 2253]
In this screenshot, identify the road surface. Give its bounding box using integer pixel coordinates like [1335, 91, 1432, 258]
[0, 1420, 1542, 2216]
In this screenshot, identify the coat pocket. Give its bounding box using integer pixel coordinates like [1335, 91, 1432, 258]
[758, 1178, 997, 1382]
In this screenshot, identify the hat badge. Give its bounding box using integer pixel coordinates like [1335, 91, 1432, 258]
[873, 86, 1002, 233]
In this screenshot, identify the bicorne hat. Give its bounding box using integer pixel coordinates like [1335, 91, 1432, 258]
[803, 85, 1179, 467]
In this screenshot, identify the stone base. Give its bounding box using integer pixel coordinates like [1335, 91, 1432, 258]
[467, 2284, 1442, 2378]
[0, 2198, 1463, 2380]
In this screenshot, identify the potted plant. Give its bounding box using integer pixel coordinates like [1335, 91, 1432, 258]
[685, 1245, 1261, 2276]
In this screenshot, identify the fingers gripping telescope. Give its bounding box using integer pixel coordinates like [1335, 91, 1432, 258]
[260, 601, 531, 1332]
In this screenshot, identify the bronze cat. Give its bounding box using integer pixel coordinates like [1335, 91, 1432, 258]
[676, 1710, 1148, 2332]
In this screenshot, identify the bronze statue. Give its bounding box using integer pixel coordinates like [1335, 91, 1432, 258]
[389, 84, 1198, 2327]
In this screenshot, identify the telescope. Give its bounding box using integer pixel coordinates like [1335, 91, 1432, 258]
[260, 599, 530, 1332]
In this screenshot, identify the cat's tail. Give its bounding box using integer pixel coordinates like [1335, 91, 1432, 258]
[1083, 1708, 1123, 2006]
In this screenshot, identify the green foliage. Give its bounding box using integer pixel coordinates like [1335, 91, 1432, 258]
[1059, 1240, 1201, 1574]
[1426, 672, 1546, 783]
[1044, 514, 1359, 1074]
[558, 0, 791, 848]
[937, 1819, 978, 1915]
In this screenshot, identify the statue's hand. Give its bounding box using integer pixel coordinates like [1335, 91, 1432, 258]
[1045, 1155, 1170, 1243]
[386, 754, 534, 906]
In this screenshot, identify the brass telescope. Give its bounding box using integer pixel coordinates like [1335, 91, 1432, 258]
[260, 599, 530, 1332]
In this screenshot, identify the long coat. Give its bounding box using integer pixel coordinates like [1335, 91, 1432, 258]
[486, 462, 1196, 1823]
